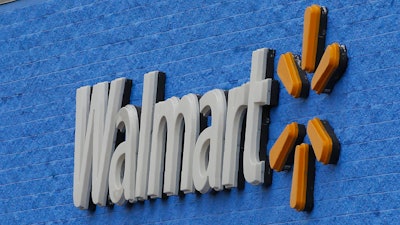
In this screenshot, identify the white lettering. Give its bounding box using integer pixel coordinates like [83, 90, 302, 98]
[192, 89, 227, 193]
[74, 48, 277, 209]
[135, 71, 165, 201]
[109, 105, 140, 205]
[73, 78, 127, 209]
[222, 84, 249, 188]
[147, 94, 201, 198]
[147, 97, 178, 198]
[244, 48, 273, 185]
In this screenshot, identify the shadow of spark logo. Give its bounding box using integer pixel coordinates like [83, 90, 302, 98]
[270, 5, 348, 212]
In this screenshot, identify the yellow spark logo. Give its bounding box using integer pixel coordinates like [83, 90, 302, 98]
[270, 5, 348, 211]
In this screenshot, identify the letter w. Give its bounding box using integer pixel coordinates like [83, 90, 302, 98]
[73, 78, 130, 209]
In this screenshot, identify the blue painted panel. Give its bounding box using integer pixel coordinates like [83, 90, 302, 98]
[0, 0, 399, 224]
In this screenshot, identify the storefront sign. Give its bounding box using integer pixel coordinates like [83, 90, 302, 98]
[73, 5, 347, 212]
[74, 48, 279, 209]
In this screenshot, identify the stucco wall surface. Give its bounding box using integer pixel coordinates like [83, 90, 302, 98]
[0, 0, 399, 224]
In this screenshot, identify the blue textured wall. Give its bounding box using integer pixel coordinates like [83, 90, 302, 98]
[1, 0, 399, 224]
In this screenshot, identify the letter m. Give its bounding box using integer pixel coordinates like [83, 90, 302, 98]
[73, 78, 131, 209]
